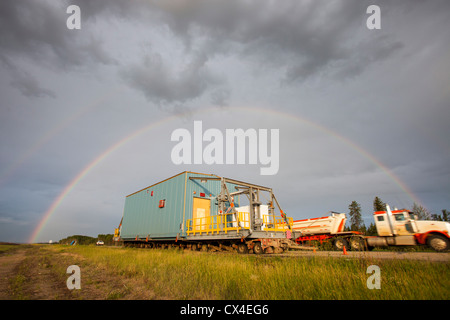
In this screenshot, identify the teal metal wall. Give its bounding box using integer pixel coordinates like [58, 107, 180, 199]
[120, 171, 240, 240]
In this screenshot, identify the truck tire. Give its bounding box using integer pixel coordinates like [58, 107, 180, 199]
[427, 234, 450, 252]
[237, 243, 249, 254]
[349, 236, 366, 251]
[333, 237, 350, 251]
[253, 242, 264, 254]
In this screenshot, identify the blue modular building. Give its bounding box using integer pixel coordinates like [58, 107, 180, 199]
[119, 171, 295, 254]
[120, 171, 241, 240]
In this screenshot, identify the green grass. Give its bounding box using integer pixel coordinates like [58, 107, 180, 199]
[8, 262, 30, 300]
[0, 244, 21, 253]
[50, 245, 449, 300]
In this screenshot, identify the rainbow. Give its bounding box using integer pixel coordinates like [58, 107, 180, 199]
[28, 106, 422, 243]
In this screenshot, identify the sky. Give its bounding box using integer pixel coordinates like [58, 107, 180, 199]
[0, 0, 449, 243]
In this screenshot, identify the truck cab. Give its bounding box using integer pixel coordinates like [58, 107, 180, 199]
[374, 209, 417, 236]
[372, 205, 450, 251]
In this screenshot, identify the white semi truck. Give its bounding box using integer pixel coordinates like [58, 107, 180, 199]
[293, 204, 450, 252]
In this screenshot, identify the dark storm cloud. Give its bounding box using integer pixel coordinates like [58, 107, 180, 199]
[0, 0, 116, 98]
[111, 0, 408, 106]
[148, 0, 405, 83]
[120, 51, 226, 106]
[0, 0, 119, 67]
[0, 0, 406, 103]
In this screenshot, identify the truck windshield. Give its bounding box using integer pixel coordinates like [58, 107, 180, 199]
[394, 214, 405, 221]
[406, 213, 416, 220]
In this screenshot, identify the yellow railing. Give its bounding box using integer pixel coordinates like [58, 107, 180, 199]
[186, 212, 292, 235]
[262, 215, 293, 232]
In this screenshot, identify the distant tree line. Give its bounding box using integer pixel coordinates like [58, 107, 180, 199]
[59, 234, 114, 245]
[345, 197, 449, 236]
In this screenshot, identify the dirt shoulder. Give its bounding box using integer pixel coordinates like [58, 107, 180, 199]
[0, 247, 28, 299]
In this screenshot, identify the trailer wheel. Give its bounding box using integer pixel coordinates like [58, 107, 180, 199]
[201, 243, 209, 252]
[253, 242, 264, 255]
[349, 236, 366, 251]
[333, 237, 350, 251]
[237, 243, 249, 254]
[427, 234, 450, 252]
[264, 246, 275, 254]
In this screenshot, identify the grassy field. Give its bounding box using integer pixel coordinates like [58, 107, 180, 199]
[0, 244, 22, 253]
[44, 245, 449, 300]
